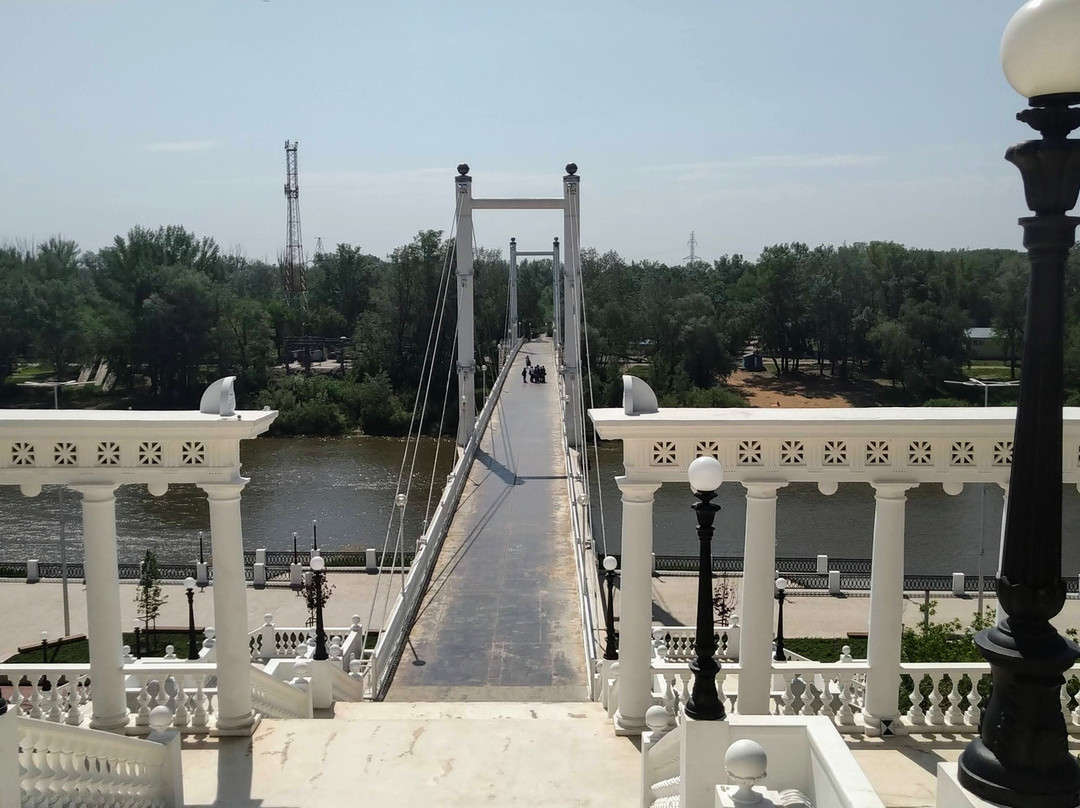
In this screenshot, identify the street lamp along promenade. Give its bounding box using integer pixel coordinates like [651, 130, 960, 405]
[773, 577, 787, 662]
[602, 555, 619, 661]
[184, 577, 199, 661]
[958, 1, 1080, 804]
[684, 455, 725, 721]
[310, 554, 329, 661]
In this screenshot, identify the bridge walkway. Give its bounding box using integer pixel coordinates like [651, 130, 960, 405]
[387, 337, 588, 701]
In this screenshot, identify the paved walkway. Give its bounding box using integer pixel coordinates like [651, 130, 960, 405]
[387, 339, 588, 701]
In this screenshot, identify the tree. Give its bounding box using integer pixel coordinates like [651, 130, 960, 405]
[991, 256, 1027, 379]
[135, 550, 167, 653]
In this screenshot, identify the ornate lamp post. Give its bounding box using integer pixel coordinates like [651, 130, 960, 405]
[684, 455, 725, 721]
[40, 631, 48, 664]
[312, 519, 318, 552]
[310, 554, 329, 661]
[602, 555, 619, 660]
[184, 577, 199, 661]
[959, 3, 1080, 804]
[773, 577, 787, 662]
[132, 618, 142, 660]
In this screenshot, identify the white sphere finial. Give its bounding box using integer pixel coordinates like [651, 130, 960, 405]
[687, 455, 724, 492]
[1002, 0, 1080, 99]
[725, 739, 768, 804]
[603, 555, 618, 572]
[149, 705, 173, 732]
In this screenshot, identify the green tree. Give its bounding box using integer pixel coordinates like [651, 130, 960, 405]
[135, 550, 168, 653]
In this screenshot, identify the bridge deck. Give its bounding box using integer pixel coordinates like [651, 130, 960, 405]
[387, 338, 588, 701]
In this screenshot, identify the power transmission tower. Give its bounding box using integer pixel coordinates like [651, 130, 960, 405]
[684, 230, 698, 264]
[283, 140, 306, 307]
[314, 237, 324, 258]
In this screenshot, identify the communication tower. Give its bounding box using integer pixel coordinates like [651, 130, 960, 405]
[283, 140, 306, 305]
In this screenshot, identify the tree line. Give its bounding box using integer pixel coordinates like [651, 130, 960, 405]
[1, 223, 1070, 436]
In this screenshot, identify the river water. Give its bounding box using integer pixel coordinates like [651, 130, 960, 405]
[1, 436, 1078, 576]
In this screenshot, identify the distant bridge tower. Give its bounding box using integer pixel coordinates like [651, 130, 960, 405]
[283, 140, 306, 306]
[314, 236, 325, 259]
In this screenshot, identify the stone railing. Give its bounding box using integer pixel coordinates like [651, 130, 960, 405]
[640, 719, 681, 808]
[124, 663, 219, 734]
[1, 664, 93, 726]
[651, 622, 741, 663]
[16, 713, 182, 807]
[249, 664, 312, 719]
[329, 662, 365, 703]
[248, 613, 361, 666]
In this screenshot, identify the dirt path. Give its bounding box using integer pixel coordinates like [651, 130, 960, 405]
[727, 367, 907, 408]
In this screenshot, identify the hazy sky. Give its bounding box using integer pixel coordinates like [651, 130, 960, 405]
[2, 1, 1039, 264]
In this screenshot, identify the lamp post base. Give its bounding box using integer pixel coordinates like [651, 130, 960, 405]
[958, 619, 1080, 807]
[684, 657, 725, 721]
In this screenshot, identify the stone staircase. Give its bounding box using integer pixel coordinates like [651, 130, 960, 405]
[181, 701, 641, 807]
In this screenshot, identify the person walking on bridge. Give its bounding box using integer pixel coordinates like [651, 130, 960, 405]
[521, 366, 528, 384]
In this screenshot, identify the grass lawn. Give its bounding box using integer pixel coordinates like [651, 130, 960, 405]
[3, 631, 197, 664]
[784, 636, 867, 662]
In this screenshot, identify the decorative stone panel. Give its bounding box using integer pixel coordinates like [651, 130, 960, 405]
[652, 441, 677, 466]
[53, 442, 77, 465]
[865, 440, 890, 466]
[695, 440, 720, 460]
[780, 440, 804, 465]
[137, 441, 163, 466]
[951, 441, 975, 466]
[181, 441, 206, 465]
[96, 441, 120, 466]
[737, 440, 763, 465]
[994, 441, 1013, 466]
[823, 440, 847, 466]
[11, 442, 34, 466]
[908, 441, 932, 465]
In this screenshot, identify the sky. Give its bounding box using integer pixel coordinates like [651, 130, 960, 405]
[1, 1, 1042, 265]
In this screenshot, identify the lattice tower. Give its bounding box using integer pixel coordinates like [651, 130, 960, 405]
[684, 230, 698, 263]
[283, 140, 306, 305]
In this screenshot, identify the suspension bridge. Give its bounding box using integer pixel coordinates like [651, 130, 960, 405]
[360, 163, 610, 701]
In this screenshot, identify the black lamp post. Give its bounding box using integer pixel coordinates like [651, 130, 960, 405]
[959, 4, 1080, 805]
[773, 577, 788, 662]
[184, 577, 199, 661]
[198, 530, 204, 565]
[602, 555, 619, 660]
[683, 455, 725, 721]
[312, 519, 318, 553]
[132, 618, 142, 660]
[292, 531, 299, 565]
[310, 554, 329, 660]
[40, 631, 48, 664]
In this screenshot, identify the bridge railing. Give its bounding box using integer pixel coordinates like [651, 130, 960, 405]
[366, 336, 526, 699]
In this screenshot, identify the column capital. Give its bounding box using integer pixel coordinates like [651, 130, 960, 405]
[198, 479, 248, 500]
[70, 483, 119, 502]
[741, 481, 787, 498]
[614, 476, 661, 502]
[870, 481, 917, 499]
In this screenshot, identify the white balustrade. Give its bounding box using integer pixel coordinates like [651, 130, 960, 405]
[248, 613, 358, 667]
[651, 621, 741, 663]
[640, 718, 682, 808]
[124, 663, 218, 734]
[18, 715, 181, 807]
[249, 664, 313, 719]
[1, 665, 93, 726]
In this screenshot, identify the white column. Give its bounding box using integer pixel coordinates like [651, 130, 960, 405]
[455, 165, 476, 447]
[508, 237, 518, 341]
[562, 166, 582, 447]
[864, 482, 915, 736]
[73, 483, 128, 731]
[995, 482, 1009, 624]
[737, 482, 785, 715]
[552, 237, 561, 353]
[200, 481, 256, 733]
[613, 477, 660, 735]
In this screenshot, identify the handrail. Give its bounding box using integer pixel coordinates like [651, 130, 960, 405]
[368, 336, 525, 699]
[249, 665, 312, 719]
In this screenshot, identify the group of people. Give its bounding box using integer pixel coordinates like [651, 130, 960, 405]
[521, 355, 547, 384]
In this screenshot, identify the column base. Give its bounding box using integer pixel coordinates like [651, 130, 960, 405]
[212, 710, 260, 737]
[861, 712, 903, 738]
[613, 709, 647, 736]
[89, 710, 130, 733]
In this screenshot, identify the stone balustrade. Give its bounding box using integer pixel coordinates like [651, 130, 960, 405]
[17, 713, 181, 807]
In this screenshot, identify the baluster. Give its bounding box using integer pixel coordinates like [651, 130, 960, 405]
[803, 675, 823, 716]
[191, 677, 209, 729]
[28, 676, 44, 718]
[135, 676, 152, 726]
[716, 670, 728, 715]
[172, 674, 190, 727]
[942, 675, 962, 724]
[837, 673, 855, 726]
[963, 675, 981, 727]
[678, 671, 692, 706]
[43, 678, 63, 722]
[63, 682, 82, 726]
[780, 674, 796, 715]
[926, 674, 944, 726]
[819, 676, 837, 719]
[259, 614, 275, 660]
[906, 675, 925, 725]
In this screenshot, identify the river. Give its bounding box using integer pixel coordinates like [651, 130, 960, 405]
[1, 436, 1078, 576]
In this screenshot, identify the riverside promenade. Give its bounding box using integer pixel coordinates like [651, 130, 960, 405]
[386, 338, 588, 701]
